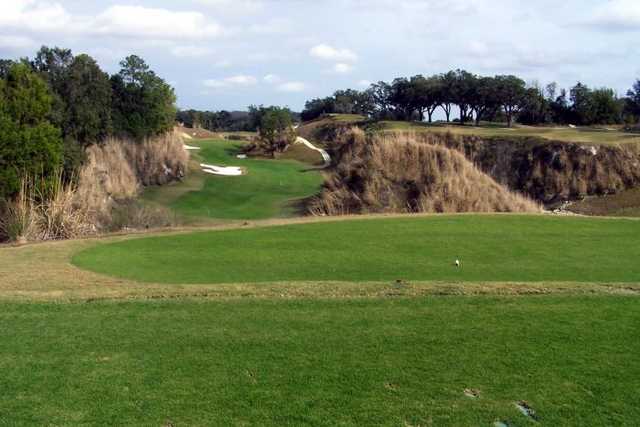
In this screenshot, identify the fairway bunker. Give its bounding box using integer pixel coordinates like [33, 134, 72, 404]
[200, 163, 244, 176]
[515, 401, 539, 421]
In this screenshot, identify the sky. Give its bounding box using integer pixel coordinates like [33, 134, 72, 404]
[1, 0, 639, 112]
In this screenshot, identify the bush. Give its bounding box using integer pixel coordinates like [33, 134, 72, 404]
[257, 107, 296, 154]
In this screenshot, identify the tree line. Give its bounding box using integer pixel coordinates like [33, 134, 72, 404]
[176, 107, 301, 133]
[302, 70, 640, 127]
[0, 46, 176, 200]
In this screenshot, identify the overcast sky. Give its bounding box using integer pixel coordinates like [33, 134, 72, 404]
[1, 0, 639, 111]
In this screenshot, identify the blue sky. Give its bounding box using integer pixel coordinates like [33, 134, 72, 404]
[1, 0, 639, 111]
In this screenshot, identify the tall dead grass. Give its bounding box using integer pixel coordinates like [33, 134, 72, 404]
[1, 131, 188, 243]
[76, 131, 187, 230]
[309, 129, 541, 216]
[0, 173, 93, 243]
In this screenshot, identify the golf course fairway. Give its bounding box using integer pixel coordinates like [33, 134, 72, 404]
[73, 215, 640, 284]
[143, 139, 324, 220]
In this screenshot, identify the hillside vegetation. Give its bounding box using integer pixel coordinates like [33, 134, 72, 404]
[308, 129, 539, 215]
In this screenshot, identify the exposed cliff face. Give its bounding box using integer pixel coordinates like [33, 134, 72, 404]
[308, 130, 540, 216]
[396, 132, 640, 205]
[305, 119, 640, 205]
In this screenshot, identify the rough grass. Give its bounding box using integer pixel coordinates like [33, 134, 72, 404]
[72, 215, 640, 285]
[278, 142, 325, 166]
[1, 174, 93, 243]
[379, 121, 640, 145]
[1, 296, 638, 425]
[310, 129, 539, 215]
[143, 139, 323, 220]
[569, 187, 640, 217]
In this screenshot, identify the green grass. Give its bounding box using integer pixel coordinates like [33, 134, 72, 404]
[279, 142, 325, 166]
[73, 215, 640, 284]
[142, 139, 323, 220]
[1, 296, 638, 425]
[378, 121, 640, 145]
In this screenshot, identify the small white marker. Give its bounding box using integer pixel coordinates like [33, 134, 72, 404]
[455, 259, 461, 268]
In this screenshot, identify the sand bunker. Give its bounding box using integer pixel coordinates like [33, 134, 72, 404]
[184, 144, 201, 150]
[200, 163, 244, 176]
[295, 137, 331, 167]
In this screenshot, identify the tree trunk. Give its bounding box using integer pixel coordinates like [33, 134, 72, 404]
[442, 104, 451, 122]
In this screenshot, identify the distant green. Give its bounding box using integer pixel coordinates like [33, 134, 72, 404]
[143, 139, 323, 220]
[73, 215, 640, 284]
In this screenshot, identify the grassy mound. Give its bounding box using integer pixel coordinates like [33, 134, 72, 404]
[1, 296, 638, 425]
[73, 215, 640, 284]
[309, 130, 539, 215]
[142, 139, 323, 220]
[377, 121, 640, 145]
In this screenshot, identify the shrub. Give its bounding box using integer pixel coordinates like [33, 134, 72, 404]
[256, 107, 296, 154]
[0, 63, 63, 200]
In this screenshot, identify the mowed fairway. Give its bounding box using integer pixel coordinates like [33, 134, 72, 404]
[2, 297, 639, 426]
[143, 139, 323, 220]
[73, 215, 640, 284]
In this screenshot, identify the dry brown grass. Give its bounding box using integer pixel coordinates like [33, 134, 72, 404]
[124, 131, 189, 186]
[0, 174, 93, 243]
[0, 180, 38, 243]
[1, 132, 188, 243]
[309, 129, 540, 216]
[76, 131, 188, 230]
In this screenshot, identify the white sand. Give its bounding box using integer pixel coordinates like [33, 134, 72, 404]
[294, 137, 331, 167]
[184, 145, 201, 150]
[200, 163, 244, 176]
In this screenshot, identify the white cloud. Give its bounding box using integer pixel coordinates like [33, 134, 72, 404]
[92, 6, 223, 40]
[204, 75, 258, 88]
[170, 45, 213, 58]
[587, 0, 640, 30]
[195, 0, 264, 14]
[310, 44, 358, 62]
[357, 80, 372, 87]
[0, 35, 36, 49]
[277, 81, 306, 92]
[333, 63, 354, 74]
[264, 74, 281, 84]
[0, 0, 72, 32]
[0, 2, 225, 41]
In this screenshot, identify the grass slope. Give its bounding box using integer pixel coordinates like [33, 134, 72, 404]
[569, 187, 640, 217]
[378, 121, 640, 145]
[1, 297, 638, 425]
[143, 139, 323, 220]
[73, 215, 640, 284]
